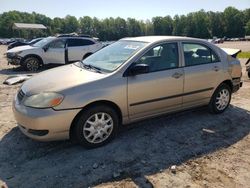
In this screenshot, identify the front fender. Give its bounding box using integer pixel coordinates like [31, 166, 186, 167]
[53, 76, 128, 118]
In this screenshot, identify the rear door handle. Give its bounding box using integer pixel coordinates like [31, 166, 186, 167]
[213, 66, 219, 72]
[172, 72, 183, 79]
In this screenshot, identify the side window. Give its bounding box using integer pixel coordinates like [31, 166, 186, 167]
[136, 43, 179, 72]
[81, 39, 95, 45]
[183, 43, 220, 66]
[68, 39, 79, 47]
[49, 40, 65, 48]
[68, 39, 95, 47]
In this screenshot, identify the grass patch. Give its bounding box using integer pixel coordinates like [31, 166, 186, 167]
[237, 52, 250, 58]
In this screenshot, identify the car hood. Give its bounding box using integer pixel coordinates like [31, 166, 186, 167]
[21, 63, 107, 96]
[7, 45, 36, 53]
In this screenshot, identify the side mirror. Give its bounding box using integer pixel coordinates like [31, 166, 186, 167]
[43, 45, 49, 52]
[129, 64, 149, 76]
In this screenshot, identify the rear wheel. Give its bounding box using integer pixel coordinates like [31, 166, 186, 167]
[23, 57, 41, 71]
[82, 53, 92, 60]
[209, 83, 231, 114]
[73, 105, 119, 148]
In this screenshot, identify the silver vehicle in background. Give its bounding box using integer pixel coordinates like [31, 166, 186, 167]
[6, 36, 103, 71]
[13, 36, 242, 148]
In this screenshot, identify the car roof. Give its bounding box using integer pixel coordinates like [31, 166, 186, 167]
[57, 36, 94, 40]
[121, 36, 205, 43]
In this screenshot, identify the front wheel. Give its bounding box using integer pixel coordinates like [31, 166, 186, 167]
[209, 84, 232, 114]
[23, 57, 41, 71]
[72, 105, 119, 148]
[82, 53, 92, 60]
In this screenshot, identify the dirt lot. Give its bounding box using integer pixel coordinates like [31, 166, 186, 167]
[216, 41, 250, 52]
[0, 43, 250, 188]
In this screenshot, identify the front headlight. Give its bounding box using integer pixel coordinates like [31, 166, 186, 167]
[7, 51, 23, 57]
[23, 92, 64, 108]
[15, 51, 23, 55]
[7, 52, 15, 57]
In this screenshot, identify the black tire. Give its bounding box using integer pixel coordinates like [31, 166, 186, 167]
[23, 56, 41, 71]
[72, 105, 119, 148]
[82, 53, 92, 60]
[209, 83, 232, 114]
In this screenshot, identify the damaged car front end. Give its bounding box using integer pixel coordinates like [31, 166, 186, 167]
[6, 51, 23, 65]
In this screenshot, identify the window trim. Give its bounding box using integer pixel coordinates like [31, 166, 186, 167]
[182, 42, 221, 67]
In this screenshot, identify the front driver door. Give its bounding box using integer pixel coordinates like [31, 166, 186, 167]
[127, 42, 184, 120]
[44, 39, 66, 64]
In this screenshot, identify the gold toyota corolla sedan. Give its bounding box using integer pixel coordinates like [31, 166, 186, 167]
[13, 36, 242, 148]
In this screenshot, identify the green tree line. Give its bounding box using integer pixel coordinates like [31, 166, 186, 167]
[0, 6, 249, 40]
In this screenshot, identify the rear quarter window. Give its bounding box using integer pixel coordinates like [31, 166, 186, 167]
[183, 43, 220, 66]
[68, 39, 95, 47]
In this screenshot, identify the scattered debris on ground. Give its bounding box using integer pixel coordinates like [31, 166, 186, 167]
[0, 44, 250, 188]
[3, 75, 32, 85]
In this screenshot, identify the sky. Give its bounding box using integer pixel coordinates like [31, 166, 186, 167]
[0, 0, 250, 20]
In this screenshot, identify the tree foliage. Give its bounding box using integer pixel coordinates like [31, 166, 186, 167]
[0, 7, 249, 40]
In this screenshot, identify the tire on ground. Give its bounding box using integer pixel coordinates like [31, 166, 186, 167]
[209, 83, 232, 114]
[82, 53, 92, 60]
[23, 56, 42, 71]
[72, 105, 119, 148]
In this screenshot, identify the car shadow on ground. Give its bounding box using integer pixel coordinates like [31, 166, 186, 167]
[0, 66, 28, 75]
[0, 105, 249, 187]
[0, 64, 62, 76]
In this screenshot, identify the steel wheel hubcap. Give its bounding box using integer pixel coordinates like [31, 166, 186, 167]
[83, 112, 113, 144]
[215, 89, 230, 110]
[26, 59, 39, 71]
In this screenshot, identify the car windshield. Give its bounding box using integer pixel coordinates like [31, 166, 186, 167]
[32, 37, 55, 47]
[28, 38, 41, 45]
[81, 40, 147, 72]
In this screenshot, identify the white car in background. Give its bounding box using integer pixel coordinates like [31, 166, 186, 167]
[6, 36, 103, 71]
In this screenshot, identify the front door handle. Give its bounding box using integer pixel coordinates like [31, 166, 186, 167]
[172, 72, 183, 79]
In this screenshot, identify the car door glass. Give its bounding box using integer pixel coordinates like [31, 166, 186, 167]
[80, 39, 95, 45]
[183, 43, 220, 66]
[68, 39, 95, 47]
[136, 43, 179, 72]
[68, 39, 78, 47]
[49, 40, 65, 49]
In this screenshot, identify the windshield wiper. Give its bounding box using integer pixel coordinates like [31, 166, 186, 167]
[82, 63, 102, 73]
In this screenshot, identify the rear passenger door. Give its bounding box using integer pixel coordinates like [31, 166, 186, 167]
[67, 38, 95, 62]
[182, 42, 222, 108]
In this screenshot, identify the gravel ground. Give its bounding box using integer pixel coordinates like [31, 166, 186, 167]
[216, 41, 250, 52]
[0, 43, 250, 188]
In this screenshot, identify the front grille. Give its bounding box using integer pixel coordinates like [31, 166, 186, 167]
[17, 89, 25, 102]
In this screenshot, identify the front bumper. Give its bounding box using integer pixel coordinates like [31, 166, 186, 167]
[12, 95, 81, 141]
[7, 55, 22, 65]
